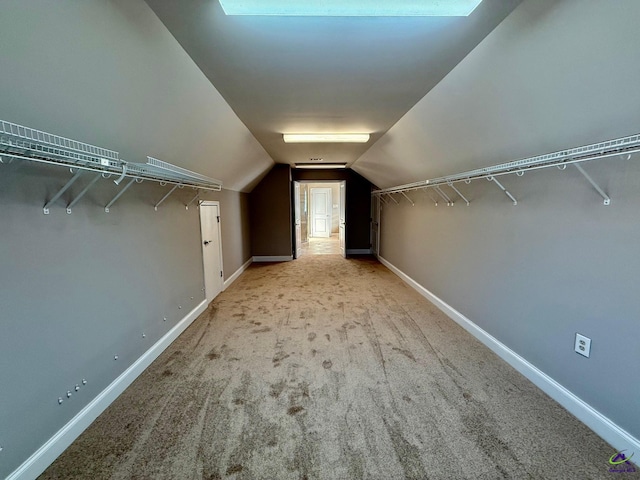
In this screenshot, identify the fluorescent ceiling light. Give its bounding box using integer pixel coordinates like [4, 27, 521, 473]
[219, 1, 483, 17]
[284, 134, 370, 143]
[295, 163, 347, 169]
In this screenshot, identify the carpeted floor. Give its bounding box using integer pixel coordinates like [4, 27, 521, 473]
[41, 255, 627, 479]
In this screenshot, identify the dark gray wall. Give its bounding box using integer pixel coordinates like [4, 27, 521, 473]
[250, 164, 293, 257]
[205, 189, 252, 275]
[293, 169, 374, 252]
[357, 0, 640, 440]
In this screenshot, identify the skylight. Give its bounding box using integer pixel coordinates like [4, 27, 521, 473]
[218, 1, 484, 17]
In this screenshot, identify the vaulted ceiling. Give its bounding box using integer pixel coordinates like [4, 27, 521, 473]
[144, 0, 522, 169]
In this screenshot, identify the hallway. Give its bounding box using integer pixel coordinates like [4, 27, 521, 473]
[299, 235, 341, 256]
[42, 256, 617, 479]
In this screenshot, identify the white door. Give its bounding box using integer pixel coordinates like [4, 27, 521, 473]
[310, 187, 331, 238]
[339, 181, 346, 258]
[199, 201, 223, 303]
[294, 182, 302, 258]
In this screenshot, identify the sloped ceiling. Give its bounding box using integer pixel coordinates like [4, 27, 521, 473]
[145, 0, 522, 170]
[0, 0, 275, 192]
[353, 0, 640, 189]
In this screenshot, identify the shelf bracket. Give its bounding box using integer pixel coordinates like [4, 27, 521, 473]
[105, 177, 136, 213]
[434, 185, 454, 206]
[378, 195, 389, 205]
[447, 182, 470, 206]
[113, 163, 128, 186]
[155, 184, 181, 211]
[487, 176, 517, 205]
[421, 187, 439, 206]
[386, 193, 399, 204]
[400, 192, 415, 206]
[574, 164, 610, 205]
[43, 170, 83, 214]
[66, 173, 102, 214]
[185, 191, 200, 210]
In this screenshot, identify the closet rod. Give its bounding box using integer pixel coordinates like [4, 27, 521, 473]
[372, 132, 640, 196]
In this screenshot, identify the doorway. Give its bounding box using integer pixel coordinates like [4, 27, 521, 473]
[199, 201, 224, 302]
[294, 181, 346, 258]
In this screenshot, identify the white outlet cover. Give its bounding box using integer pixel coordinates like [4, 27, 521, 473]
[575, 333, 592, 358]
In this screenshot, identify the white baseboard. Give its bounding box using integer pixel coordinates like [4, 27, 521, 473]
[346, 249, 372, 255]
[223, 258, 252, 290]
[7, 300, 209, 480]
[377, 255, 640, 458]
[252, 255, 293, 262]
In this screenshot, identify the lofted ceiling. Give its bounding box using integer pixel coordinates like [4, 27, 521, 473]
[144, 0, 522, 171]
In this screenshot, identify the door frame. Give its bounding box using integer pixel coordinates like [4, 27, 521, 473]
[199, 200, 224, 302]
[339, 180, 346, 258]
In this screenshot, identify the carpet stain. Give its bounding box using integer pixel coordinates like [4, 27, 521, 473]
[307, 332, 317, 342]
[322, 360, 333, 369]
[161, 369, 173, 377]
[207, 350, 221, 360]
[287, 405, 305, 416]
[252, 326, 272, 333]
[392, 347, 416, 362]
[226, 464, 243, 474]
[270, 380, 287, 398]
[273, 351, 290, 367]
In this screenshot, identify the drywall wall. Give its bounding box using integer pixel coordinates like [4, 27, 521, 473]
[293, 169, 374, 252]
[356, 0, 640, 440]
[0, 166, 196, 478]
[0, 1, 261, 476]
[0, 0, 273, 192]
[250, 164, 293, 258]
[203, 189, 252, 275]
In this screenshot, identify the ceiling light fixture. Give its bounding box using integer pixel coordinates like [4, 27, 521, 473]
[219, 1, 483, 17]
[284, 134, 370, 143]
[295, 163, 347, 169]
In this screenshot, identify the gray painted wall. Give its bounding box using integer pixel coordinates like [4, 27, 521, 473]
[0, 166, 197, 477]
[356, 0, 640, 439]
[0, 169, 252, 479]
[0, 1, 258, 476]
[204, 189, 252, 275]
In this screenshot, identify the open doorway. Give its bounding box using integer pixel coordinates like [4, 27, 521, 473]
[294, 180, 346, 258]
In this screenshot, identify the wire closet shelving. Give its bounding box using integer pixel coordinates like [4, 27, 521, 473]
[372, 132, 640, 207]
[0, 119, 222, 214]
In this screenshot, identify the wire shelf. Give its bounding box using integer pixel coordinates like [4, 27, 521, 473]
[373, 132, 640, 195]
[0, 120, 121, 169]
[0, 119, 223, 192]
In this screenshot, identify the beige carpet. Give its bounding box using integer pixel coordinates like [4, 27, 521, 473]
[41, 255, 628, 479]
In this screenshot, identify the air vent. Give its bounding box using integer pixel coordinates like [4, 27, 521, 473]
[309, 158, 324, 162]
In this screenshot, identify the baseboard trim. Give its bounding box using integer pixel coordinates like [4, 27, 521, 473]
[377, 254, 640, 457]
[346, 249, 372, 255]
[223, 258, 252, 290]
[7, 299, 209, 480]
[252, 255, 293, 262]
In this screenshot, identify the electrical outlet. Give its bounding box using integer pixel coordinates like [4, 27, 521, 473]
[575, 333, 591, 358]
